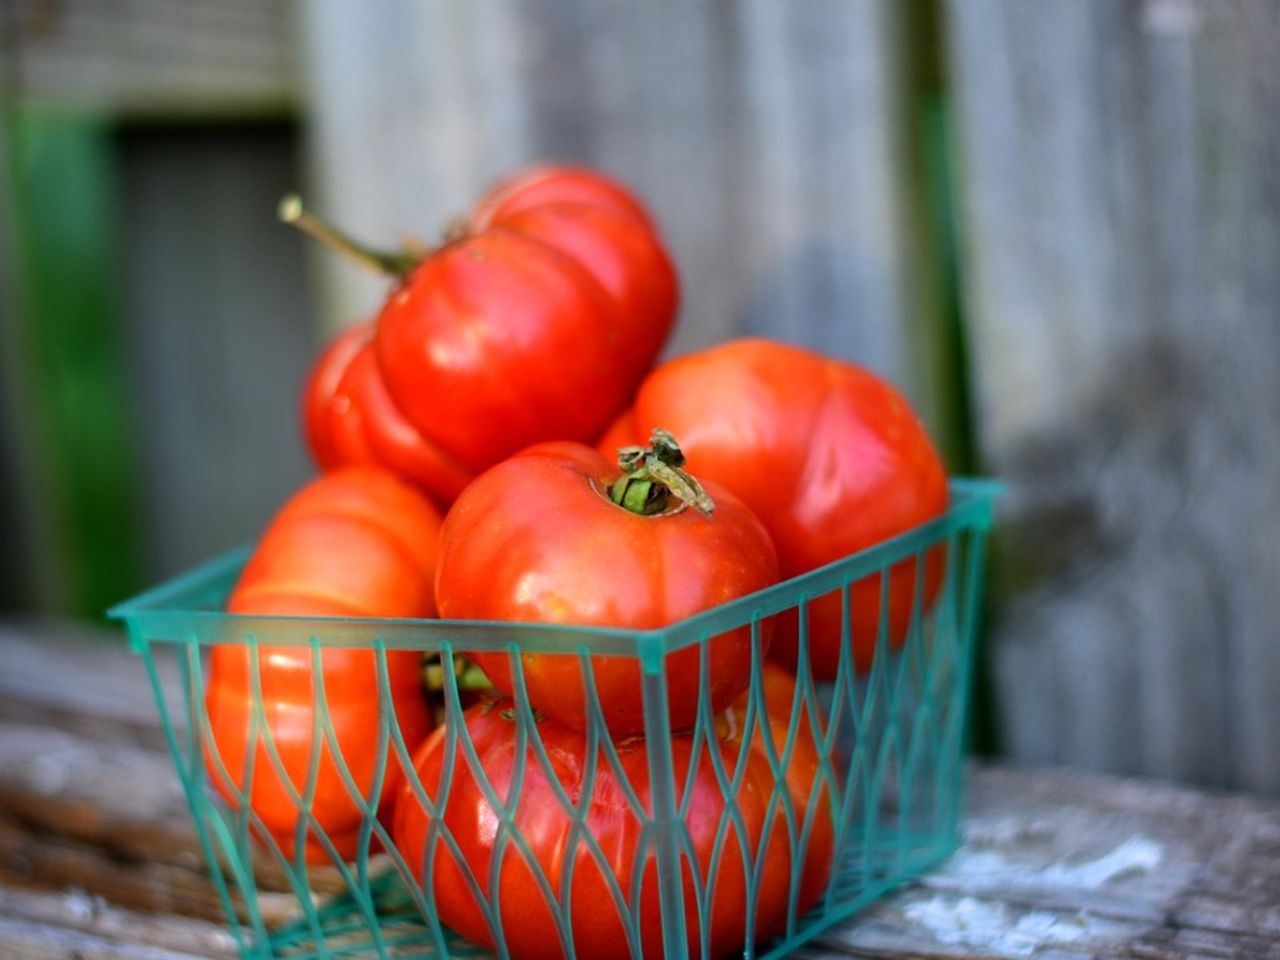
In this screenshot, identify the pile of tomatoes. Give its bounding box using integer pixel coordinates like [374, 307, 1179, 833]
[204, 166, 947, 959]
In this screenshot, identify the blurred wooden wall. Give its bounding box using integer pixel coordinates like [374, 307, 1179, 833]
[945, 0, 1280, 792]
[0, 0, 314, 613]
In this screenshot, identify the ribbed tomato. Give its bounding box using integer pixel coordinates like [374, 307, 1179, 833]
[434, 433, 779, 735]
[204, 468, 441, 862]
[392, 697, 792, 960]
[293, 166, 676, 505]
[721, 663, 837, 919]
[601, 339, 948, 679]
[470, 165, 658, 233]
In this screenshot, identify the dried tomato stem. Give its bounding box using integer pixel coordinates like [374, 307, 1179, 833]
[278, 194, 419, 277]
[609, 429, 715, 518]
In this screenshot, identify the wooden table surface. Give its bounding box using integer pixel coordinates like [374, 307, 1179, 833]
[1, 623, 1277, 960]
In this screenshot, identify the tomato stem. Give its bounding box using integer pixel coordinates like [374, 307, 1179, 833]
[278, 194, 420, 277]
[609, 429, 715, 518]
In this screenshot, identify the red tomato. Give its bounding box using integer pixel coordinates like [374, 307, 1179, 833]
[333, 344, 474, 504]
[376, 231, 635, 472]
[721, 663, 837, 919]
[601, 339, 948, 679]
[375, 167, 674, 472]
[483, 202, 677, 391]
[434, 436, 779, 735]
[392, 698, 792, 960]
[470, 165, 658, 234]
[205, 468, 441, 862]
[293, 166, 676, 498]
[302, 322, 369, 469]
[302, 324, 474, 507]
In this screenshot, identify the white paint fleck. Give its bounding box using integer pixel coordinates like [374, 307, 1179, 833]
[1039, 835, 1163, 888]
[938, 833, 1163, 890]
[30, 754, 69, 794]
[903, 895, 1122, 957]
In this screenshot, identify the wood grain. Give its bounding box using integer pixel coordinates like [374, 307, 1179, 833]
[944, 0, 1280, 792]
[7, 0, 297, 117]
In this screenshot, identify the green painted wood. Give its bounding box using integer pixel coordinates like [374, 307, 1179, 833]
[4, 114, 142, 617]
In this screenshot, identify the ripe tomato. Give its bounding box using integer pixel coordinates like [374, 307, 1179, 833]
[302, 321, 369, 469]
[721, 663, 837, 919]
[602, 339, 948, 679]
[392, 697, 792, 960]
[294, 166, 676, 503]
[301, 323, 474, 508]
[434, 434, 779, 735]
[204, 468, 441, 862]
[469, 165, 659, 233]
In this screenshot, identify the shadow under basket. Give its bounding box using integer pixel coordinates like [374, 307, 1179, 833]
[110, 478, 999, 960]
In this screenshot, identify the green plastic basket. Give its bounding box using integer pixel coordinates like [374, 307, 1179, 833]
[110, 478, 997, 960]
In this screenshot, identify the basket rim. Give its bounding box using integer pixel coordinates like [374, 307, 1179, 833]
[109, 477, 1001, 662]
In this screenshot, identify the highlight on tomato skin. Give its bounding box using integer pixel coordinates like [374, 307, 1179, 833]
[432, 434, 781, 737]
[391, 697, 794, 960]
[203, 467, 442, 864]
[600, 337, 949, 680]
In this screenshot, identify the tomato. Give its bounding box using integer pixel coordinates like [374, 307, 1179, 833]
[435, 433, 779, 735]
[392, 697, 792, 960]
[302, 321, 369, 469]
[302, 324, 474, 507]
[204, 468, 442, 862]
[601, 339, 948, 679]
[470, 165, 658, 233]
[292, 166, 676, 500]
[721, 663, 837, 918]
[480, 202, 676, 392]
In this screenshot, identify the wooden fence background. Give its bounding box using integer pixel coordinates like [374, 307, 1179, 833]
[2, 0, 1278, 792]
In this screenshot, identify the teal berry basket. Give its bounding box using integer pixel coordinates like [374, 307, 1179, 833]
[110, 478, 998, 960]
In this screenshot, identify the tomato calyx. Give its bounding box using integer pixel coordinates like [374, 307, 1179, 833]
[609, 428, 715, 518]
[279, 194, 420, 277]
[422, 654, 493, 694]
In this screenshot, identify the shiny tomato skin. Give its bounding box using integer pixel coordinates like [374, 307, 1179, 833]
[302, 322, 370, 469]
[491, 202, 677, 396]
[376, 233, 634, 474]
[721, 663, 837, 921]
[471, 165, 657, 234]
[604, 339, 948, 679]
[392, 699, 792, 960]
[435, 442, 779, 735]
[205, 468, 441, 862]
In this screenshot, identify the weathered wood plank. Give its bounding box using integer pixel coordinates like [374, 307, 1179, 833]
[813, 765, 1280, 958]
[298, 1, 942, 431]
[118, 126, 317, 583]
[0, 623, 176, 746]
[0, 887, 235, 958]
[9, 0, 297, 117]
[945, 0, 1280, 792]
